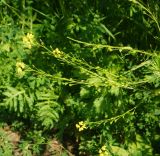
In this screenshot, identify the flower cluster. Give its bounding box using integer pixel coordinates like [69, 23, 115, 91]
[16, 62, 25, 77]
[23, 33, 35, 49]
[99, 145, 109, 156]
[52, 48, 64, 58]
[76, 121, 87, 132]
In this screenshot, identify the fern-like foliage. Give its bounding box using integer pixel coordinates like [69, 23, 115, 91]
[35, 90, 62, 129]
[2, 87, 34, 116]
[2, 86, 62, 129]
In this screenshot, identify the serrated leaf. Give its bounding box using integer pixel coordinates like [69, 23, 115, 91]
[24, 94, 33, 110]
[3, 91, 12, 97]
[19, 94, 24, 113]
[13, 97, 18, 112]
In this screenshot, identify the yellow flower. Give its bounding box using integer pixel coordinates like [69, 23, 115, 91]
[23, 33, 35, 49]
[79, 121, 84, 126]
[16, 62, 25, 77]
[99, 145, 109, 156]
[26, 33, 34, 40]
[52, 48, 63, 58]
[101, 145, 106, 151]
[76, 121, 87, 132]
[99, 151, 109, 156]
[76, 124, 80, 129]
[17, 67, 23, 75]
[16, 62, 25, 69]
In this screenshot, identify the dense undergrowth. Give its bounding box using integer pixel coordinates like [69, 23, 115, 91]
[0, 0, 160, 155]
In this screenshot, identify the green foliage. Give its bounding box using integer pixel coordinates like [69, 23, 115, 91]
[0, 129, 13, 156]
[35, 89, 62, 129]
[3, 87, 34, 114]
[0, 0, 160, 155]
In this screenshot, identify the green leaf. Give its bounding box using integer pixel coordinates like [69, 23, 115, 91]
[100, 24, 115, 40]
[93, 96, 104, 113]
[111, 146, 129, 156]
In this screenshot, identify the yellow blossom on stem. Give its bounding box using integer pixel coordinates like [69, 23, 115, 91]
[23, 33, 35, 49]
[52, 48, 64, 58]
[101, 145, 106, 151]
[76, 121, 87, 132]
[16, 62, 25, 78]
[98, 145, 109, 156]
[16, 62, 25, 69]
